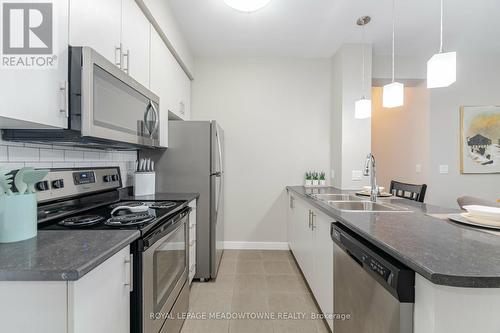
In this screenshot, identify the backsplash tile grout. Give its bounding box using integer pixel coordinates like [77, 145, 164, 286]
[0, 138, 138, 187]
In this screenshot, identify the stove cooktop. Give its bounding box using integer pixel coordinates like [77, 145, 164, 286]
[38, 200, 187, 234]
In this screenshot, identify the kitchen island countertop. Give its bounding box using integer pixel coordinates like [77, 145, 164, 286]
[287, 185, 500, 288]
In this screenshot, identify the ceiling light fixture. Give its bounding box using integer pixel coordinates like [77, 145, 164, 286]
[382, 0, 404, 108]
[224, 0, 272, 13]
[427, 0, 456, 88]
[355, 16, 372, 120]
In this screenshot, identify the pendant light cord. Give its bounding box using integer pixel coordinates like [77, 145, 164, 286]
[391, 0, 395, 83]
[439, 0, 443, 53]
[361, 24, 366, 98]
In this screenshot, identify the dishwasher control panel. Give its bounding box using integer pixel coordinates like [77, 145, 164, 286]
[361, 253, 391, 282]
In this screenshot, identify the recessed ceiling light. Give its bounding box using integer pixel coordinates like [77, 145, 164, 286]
[224, 0, 272, 13]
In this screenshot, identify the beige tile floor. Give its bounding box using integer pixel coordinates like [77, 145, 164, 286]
[181, 250, 330, 333]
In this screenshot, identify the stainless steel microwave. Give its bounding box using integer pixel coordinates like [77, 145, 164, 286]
[3, 46, 162, 149]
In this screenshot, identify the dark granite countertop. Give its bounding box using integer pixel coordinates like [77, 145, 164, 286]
[287, 186, 500, 288]
[0, 230, 139, 281]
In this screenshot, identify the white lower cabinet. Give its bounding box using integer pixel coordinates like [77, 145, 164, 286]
[188, 199, 197, 284]
[287, 192, 333, 331]
[0, 246, 132, 333]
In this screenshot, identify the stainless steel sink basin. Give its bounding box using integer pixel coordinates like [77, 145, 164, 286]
[310, 193, 363, 202]
[328, 201, 411, 212]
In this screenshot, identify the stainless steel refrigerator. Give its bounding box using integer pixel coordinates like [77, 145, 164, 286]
[147, 121, 224, 280]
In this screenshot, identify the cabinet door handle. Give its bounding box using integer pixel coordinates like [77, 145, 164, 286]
[124, 254, 133, 292]
[311, 212, 316, 231]
[290, 196, 294, 209]
[308, 210, 312, 229]
[180, 101, 185, 115]
[59, 81, 68, 117]
[122, 49, 130, 74]
[115, 44, 122, 68]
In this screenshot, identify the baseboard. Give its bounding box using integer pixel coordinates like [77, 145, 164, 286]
[223, 241, 290, 250]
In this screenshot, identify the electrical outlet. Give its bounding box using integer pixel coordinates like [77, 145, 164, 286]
[352, 170, 363, 181]
[439, 165, 449, 174]
[416, 164, 422, 173]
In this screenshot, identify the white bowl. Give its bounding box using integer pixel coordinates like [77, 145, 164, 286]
[463, 205, 500, 222]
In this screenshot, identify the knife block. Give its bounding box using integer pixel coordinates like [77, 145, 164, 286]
[0, 193, 37, 243]
[133, 172, 156, 196]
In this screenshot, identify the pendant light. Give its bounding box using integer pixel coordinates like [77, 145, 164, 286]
[224, 0, 272, 13]
[427, 0, 456, 88]
[355, 16, 372, 120]
[382, 0, 404, 108]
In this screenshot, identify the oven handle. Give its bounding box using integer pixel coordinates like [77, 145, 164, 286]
[142, 208, 191, 250]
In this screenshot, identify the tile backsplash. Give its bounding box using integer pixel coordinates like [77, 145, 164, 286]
[0, 139, 137, 187]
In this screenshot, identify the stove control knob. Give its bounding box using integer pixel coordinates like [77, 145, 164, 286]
[103, 175, 112, 183]
[36, 181, 49, 191]
[111, 174, 118, 181]
[52, 179, 64, 189]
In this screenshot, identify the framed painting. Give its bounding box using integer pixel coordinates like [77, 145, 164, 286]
[460, 106, 500, 174]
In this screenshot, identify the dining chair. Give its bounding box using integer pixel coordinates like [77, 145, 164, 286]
[389, 180, 427, 203]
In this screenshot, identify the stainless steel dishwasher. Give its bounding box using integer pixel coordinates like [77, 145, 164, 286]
[331, 223, 415, 333]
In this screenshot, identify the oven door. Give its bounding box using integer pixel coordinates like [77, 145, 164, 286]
[78, 47, 161, 148]
[142, 211, 189, 333]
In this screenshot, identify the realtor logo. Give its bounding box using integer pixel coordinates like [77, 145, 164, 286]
[1, 0, 57, 68]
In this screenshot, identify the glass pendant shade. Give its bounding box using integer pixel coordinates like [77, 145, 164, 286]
[427, 51, 456, 88]
[224, 0, 272, 12]
[355, 98, 372, 119]
[382, 82, 404, 108]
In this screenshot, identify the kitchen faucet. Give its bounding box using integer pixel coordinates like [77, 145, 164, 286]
[363, 153, 378, 202]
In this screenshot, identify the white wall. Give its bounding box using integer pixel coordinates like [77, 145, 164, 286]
[371, 83, 430, 190]
[330, 44, 372, 190]
[191, 57, 331, 243]
[372, 52, 500, 207]
[427, 52, 500, 208]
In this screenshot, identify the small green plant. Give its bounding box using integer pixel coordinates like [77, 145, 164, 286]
[319, 172, 326, 180]
[305, 172, 312, 180]
[312, 172, 319, 180]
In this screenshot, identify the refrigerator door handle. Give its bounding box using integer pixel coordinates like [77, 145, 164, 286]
[211, 171, 222, 177]
[216, 127, 223, 174]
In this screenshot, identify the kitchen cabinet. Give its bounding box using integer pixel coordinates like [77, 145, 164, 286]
[69, 0, 122, 65]
[0, 0, 69, 129]
[70, 0, 150, 87]
[150, 29, 176, 147]
[171, 63, 191, 120]
[287, 192, 333, 330]
[121, 0, 151, 88]
[188, 199, 197, 284]
[0, 246, 132, 333]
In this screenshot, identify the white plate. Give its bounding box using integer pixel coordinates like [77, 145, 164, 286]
[463, 205, 500, 222]
[362, 186, 385, 193]
[448, 213, 500, 229]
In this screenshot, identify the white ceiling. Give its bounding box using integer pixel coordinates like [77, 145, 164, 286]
[168, 0, 500, 58]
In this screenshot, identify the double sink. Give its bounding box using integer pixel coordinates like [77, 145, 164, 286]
[309, 193, 411, 213]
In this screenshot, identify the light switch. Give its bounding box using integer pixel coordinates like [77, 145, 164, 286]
[439, 165, 449, 174]
[416, 164, 422, 173]
[352, 170, 363, 181]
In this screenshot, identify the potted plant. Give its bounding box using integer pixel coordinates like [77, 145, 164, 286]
[319, 171, 326, 186]
[312, 172, 319, 186]
[305, 172, 313, 186]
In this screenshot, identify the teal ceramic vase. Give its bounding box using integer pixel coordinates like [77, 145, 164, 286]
[0, 194, 37, 243]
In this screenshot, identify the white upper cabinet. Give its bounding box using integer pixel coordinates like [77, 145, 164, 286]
[0, 0, 69, 129]
[150, 29, 175, 147]
[69, 0, 122, 65]
[121, 0, 151, 88]
[171, 63, 191, 120]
